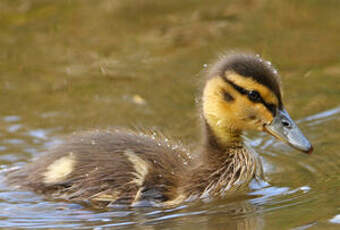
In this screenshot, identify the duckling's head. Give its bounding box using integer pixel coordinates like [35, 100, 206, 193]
[203, 53, 312, 153]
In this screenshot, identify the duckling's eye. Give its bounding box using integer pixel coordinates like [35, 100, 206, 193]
[248, 90, 261, 102]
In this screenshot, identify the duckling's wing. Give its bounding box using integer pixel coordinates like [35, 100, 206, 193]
[6, 130, 190, 206]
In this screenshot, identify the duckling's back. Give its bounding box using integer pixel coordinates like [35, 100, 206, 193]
[6, 130, 190, 207]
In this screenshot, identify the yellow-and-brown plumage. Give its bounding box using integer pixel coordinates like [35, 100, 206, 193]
[6, 52, 313, 207]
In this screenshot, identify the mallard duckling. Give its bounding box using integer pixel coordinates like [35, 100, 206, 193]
[6, 52, 312, 207]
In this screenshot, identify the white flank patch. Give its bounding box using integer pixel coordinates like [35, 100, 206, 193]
[124, 150, 149, 186]
[43, 153, 76, 184]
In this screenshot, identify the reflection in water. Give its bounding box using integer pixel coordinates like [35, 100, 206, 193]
[329, 215, 340, 224]
[301, 106, 340, 126]
[156, 201, 265, 230]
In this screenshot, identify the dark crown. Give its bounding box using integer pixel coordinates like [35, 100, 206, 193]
[208, 53, 282, 103]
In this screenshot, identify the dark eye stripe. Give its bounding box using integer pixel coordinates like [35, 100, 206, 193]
[223, 78, 248, 95]
[222, 77, 277, 116]
[264, 103, 276, 116]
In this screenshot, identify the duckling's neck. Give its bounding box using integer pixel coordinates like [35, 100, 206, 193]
[178, 116, 257, 201]
[177, 77, 259, 200]
[182, 129, 255, 199]
[203, 118, 243, 153]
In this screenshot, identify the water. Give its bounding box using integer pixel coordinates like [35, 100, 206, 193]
[0, 0, 339, 229]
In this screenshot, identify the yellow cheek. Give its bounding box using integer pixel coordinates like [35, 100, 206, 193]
[255, 104, 274, 126]
[223, 98, 251, 128]
[233, 101, 274, 130]
[203, 76, 276, 132]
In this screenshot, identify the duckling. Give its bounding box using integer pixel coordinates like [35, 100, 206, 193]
[6, 52, 313, 207]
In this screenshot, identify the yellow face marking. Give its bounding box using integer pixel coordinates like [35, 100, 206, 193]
[43, 153, 75, 184]
[226, 72, 279, 129]
[226, 72, 279, 106]
[124, 150, 149, 186]
[203, 77, 242, 145]
[203, 74, 281, 146]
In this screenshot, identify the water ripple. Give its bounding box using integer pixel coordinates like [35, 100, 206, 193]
[0, 105, 338, 228]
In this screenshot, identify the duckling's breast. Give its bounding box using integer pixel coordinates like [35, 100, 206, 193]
[184, 145, 262, 200]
